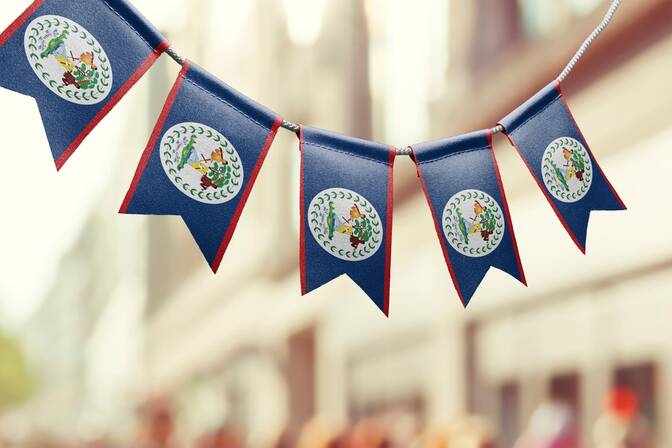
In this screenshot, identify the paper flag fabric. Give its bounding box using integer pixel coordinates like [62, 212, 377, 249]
[120, 60, 282, 272]
[412, 130, 526, 307]
[300, 127, 395, 315]
[500, 81, 626, 253]
[0, 0, 169, 169]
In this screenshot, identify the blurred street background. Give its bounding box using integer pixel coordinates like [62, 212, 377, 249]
[0, 0, 671, 446]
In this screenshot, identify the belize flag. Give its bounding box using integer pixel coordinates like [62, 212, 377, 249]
[300, 127, 395, 315]
[0, 0, 169, 169]
[412, 130, 526, 307]
[499, 81, 626, 253]
[120, 60, 282, 272]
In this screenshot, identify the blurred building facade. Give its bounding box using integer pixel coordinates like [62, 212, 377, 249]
[3, 0, 672, 446]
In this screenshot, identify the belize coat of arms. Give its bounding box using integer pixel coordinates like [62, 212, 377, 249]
[309, 188, 384, 262]
[160, 122, 244, 205]
[24, 15, 113, 105]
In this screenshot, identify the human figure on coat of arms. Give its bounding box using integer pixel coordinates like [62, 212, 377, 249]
[38, 29, 100, 90]
[562, 147, 587, 182]
[550, 146, 588, 193]
[456, 200, 497, 245]
[323, 202, 374, 249]
[176, 133, 232, 192]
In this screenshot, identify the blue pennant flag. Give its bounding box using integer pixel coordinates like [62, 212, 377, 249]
[0, 0, 169, 169]
[120, 60, 282, 272]
[500, 81, 626, 253]
[412, 130, 526, 307]
[300, 127, 395, 315]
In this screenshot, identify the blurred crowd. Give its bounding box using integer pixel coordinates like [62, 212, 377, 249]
[0, 388, 653, 448]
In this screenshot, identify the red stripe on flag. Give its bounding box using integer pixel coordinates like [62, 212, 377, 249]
[299, 126, 308, 295]
[0, 0, 45, 49]
[382, 147, 395, 317]
[210, 117, 283, 273]
[411, 149, 468, 308]
[56, 40, 171, 171]
[119, 59, 190, 214]
[487, 130, 527, 287]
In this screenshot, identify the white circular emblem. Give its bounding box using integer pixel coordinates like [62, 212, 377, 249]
[443, 190, 505, 258]
[308, 188, 384, 262]
[24, 15, 113, 105]
[541, 137, 593, 203]
[160, 123, 244, 204]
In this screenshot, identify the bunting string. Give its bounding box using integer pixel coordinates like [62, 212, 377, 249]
[0, 0, 628, 314]
[557, 0, 623, 83]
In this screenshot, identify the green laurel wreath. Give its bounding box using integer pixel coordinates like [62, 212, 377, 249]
[542, 137, 593, 202]
[310, 190, 383, 261]
[163, 124, 243, 202]
[443, 190, 504, 257]
[27, 17, 112, 103]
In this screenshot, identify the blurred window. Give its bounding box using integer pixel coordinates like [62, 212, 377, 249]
[563, 0, 606, 16]
[550, 373, 581, 412]
[471, 0, 522, 72]
[498, 382, 520, 448]
[367, 0, 450, 144]
[549, 372, 581, 433]
[614, 363, 657, 427]
[287, 327, 317, 439]
[280, 0, 329, 46]
[518, 0, 606, 38]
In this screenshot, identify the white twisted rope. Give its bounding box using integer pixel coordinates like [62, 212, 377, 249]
[164, 0, 624, 151]
[557, 0, 623, 83]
